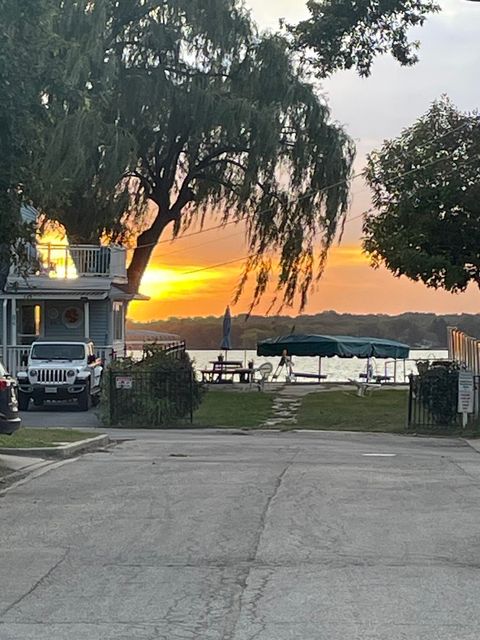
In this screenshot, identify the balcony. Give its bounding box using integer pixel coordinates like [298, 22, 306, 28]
[11, 244, 127, 281]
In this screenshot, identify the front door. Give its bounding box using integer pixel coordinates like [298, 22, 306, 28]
[17, 303, 42, 345]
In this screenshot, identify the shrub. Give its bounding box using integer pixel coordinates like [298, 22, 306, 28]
[103, 349, 205, 427]
[416, 362, 460, 428]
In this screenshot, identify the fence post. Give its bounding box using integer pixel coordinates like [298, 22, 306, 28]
[190, 371, 194, 424]
[407, 374, 413, 428]
[109, 370, 115, 426]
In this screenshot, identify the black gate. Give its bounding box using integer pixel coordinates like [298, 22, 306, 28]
[407, 372, 480, 432]
[108, 369, 195, 427]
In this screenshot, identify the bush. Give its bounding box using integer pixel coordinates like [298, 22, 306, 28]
[103, 349, 205, 427]
[416, 362, 460, 428]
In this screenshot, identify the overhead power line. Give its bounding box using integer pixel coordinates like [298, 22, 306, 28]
[171, 150, 478, 278]
[132, 121, 469, 252]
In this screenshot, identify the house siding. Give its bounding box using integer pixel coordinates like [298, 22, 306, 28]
[89, 300, 110, 346]
[44, 301, 85, 339]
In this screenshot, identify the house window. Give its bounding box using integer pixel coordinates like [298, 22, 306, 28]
[113, 302, 124, 342]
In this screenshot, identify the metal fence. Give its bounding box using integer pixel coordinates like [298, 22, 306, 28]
[107, 368, 195, 427]
[407, 372, 480, 431]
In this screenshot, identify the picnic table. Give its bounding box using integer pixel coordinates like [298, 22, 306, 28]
[200, 361, 255, 384]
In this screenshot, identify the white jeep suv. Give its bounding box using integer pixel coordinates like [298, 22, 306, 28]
[17, 340, 103, 411]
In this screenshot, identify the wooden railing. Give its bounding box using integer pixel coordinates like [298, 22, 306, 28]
[448, 327, 480, 374]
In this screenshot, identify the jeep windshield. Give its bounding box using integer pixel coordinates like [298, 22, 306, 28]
[31, 344, 86, 360]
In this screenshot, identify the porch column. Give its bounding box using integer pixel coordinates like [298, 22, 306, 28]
[2, 298, 7, 359]
[11, 299, 17, 346]
[84, 300, 90, 339]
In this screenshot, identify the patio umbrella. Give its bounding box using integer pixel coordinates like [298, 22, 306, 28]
[220, 306, 232, 356]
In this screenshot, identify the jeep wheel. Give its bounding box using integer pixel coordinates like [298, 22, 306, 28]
[33, 398, 44, 407]
[78, 388, 91, 412]
[18, 392, 30, 411]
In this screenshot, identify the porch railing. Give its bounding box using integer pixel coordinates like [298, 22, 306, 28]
[10, 244, 127, 280]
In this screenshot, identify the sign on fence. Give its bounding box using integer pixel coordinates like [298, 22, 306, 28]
[458, 371, 474, 427]
[115, 375, 133, 390]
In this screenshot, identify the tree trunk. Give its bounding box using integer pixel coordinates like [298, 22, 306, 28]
[126, 212, 175, 295]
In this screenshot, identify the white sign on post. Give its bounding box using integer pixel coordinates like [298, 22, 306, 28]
[458, 371, 474, 427]
[115, 375, 133, 390]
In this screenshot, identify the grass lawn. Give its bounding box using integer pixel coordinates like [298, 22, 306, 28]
[0, 428, 97, 449]
[296, 389, 408, 433]
[193, 390, 274, 428]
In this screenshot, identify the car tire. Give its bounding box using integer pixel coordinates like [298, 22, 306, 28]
[18, 392, 30, 411]
[33, 398, 44, 407]
[78, 387, 91, 412]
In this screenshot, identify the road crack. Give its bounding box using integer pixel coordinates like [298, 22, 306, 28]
[1, 548, 70, 618]
[222, 450, 299, 640]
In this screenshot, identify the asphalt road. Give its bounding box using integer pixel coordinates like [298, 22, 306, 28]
[2, 430, 480, 639]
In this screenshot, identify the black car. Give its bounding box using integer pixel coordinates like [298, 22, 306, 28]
[0, 360, 21, 435]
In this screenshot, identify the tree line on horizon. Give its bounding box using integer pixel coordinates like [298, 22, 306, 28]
[127, 311, 480, 351]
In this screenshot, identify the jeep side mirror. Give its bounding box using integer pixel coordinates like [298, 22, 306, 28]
[87, 354, 96, 364]
[20, 354, 28, 366]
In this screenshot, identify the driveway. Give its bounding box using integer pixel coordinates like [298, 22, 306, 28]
[19, 405, 101, 429]
[1, 430, 480, 639]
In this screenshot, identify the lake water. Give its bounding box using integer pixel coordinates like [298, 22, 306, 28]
[184, 349, 448, 383]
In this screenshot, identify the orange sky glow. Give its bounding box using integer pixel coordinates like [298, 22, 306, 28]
[130, 0, 480, 322]
[39, 0, 480, 323]
[129, 236, 480, 322]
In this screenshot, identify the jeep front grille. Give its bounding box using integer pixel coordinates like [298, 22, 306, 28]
[38, 369, 68, 384]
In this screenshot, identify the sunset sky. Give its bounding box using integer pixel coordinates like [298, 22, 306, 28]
[130, 0, 480, 322]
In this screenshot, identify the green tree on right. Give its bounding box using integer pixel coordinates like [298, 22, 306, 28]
[363, 96, 480, 294]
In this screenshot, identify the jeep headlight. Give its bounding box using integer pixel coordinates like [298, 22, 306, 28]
[29, 369, 38, 377]
[67, 370, 76, 378]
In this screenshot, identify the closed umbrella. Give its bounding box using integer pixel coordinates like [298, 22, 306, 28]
[220, 306, 232, 357]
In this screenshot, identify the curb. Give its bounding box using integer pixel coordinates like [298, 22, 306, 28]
[0, 434, 111, 459]
[464, 439, 480, 454]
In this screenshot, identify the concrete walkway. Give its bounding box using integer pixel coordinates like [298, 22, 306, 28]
[19, 406, 101, 430]
[262, 385, 313, 427]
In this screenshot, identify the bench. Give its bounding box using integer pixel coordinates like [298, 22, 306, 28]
[359, 374, 392, 384]
[290, 372, 327, 382]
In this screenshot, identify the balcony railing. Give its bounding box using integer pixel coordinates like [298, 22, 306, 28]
[11, 244, 127, 280]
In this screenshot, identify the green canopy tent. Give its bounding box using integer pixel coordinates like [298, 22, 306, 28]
[257, 334, 410, 382]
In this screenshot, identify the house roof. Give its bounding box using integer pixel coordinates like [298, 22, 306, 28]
[3, 280, 149, 301]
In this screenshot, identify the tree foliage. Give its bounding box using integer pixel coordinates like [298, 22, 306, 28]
[293, 0, 439, 78]
[27, 0, 439, 309]
[363, 97, 480, 293]
[38, 0, 355, 309]
[0, 0, 55, 289]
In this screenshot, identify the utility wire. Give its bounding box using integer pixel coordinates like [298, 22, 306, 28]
[132, 121, 469, 252]
[171, 151, 478, 277]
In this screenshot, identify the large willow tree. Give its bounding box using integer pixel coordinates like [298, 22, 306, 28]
[37, 0, 438, 308]
[0, 0, 55, 289]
